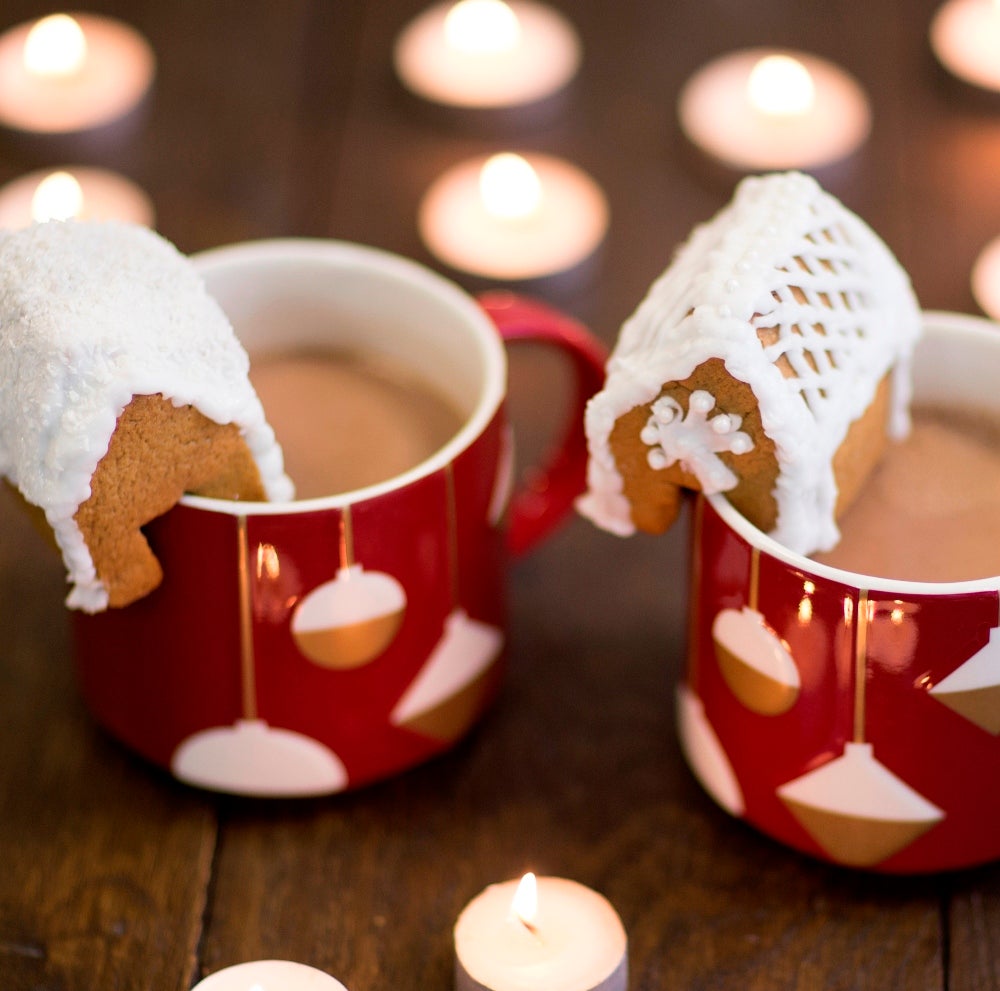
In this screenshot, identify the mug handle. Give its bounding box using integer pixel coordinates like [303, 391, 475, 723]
[478, 290, 608, 556]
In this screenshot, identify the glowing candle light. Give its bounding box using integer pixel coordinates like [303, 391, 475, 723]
[930, 0, 1000, 92]
[455, 874, 628, 991]
[746, 54, 816, 116]
[678, 48, 871, 172]
[510, 870, 539, 927]
[394, 0, 580, 109]
[479, 152, 543, 219]
[418, 152, 608, 281]
[22, 14, 87, 77]
[30, 170, 84, 222]
[0, 12, 155, 134]
[444, 0, 522, 53]
[0, 167, 154, 230]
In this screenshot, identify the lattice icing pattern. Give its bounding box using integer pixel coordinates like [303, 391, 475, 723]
[578, 171, 921, 555]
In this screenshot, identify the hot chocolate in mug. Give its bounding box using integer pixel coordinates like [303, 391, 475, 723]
[72, 239, 607, 797]
[682, 312, 1000, 873]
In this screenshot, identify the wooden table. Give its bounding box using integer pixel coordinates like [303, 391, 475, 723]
[3, 1, 1000, 988]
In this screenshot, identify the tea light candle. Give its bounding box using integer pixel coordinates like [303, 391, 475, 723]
[394, 0, 581, 108]
[191, 960, 348, 991]
[455, 874, 627, 991]
[930, 0, 1000, 92]
[418, 151, 608, 280]
[972, 235, 1000, 320]
[0, 12, 155, 134]
[0, 167, 155, 229]
[677, 48, 871, 171]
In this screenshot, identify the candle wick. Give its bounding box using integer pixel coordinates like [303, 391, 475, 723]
[515, 914, 543, 942]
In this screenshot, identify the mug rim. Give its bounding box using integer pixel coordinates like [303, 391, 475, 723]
[180, 237, 507, 516]
[706, 309, 1000, 596]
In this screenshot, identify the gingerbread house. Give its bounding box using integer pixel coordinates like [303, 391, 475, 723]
[0, 220, 292, 611]
[578, 171, 922, 556]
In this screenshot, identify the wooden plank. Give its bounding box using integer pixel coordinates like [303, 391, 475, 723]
[949, 869, 1000, 991]
[0, 490, 218, 991]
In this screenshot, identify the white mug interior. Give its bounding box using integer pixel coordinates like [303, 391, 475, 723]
[707, 311, 1000, 597]
[184, 238, 507, 514]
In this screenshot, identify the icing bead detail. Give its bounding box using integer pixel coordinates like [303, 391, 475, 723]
[642, 390, 754, 492]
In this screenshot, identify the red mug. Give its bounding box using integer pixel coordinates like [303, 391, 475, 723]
[72, 239, 606, 796]
[682, 312, 1000, 873]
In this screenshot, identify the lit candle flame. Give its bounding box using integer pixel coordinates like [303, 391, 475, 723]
[510, 871, 538, 932]
[445, 0, 522, 55]
[31, 171, 84, 222]
[747, 54, 816, 116]
[479, 153, 542, 220]
[23, 14, 88, 77]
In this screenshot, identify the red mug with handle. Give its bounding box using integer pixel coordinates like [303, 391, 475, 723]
[72, 239, 606, 797]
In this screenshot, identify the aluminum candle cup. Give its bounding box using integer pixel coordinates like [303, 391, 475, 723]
[682, 312, 1000, 873]
[71, 240, 606, 797]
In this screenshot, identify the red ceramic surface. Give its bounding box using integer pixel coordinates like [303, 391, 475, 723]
[71, 241, 606, 797]
[681, 310, 1000, 873]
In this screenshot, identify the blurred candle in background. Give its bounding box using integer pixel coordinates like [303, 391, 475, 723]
[0, 12, 155, 134]
[0, 167, 155, 229]
[677, 47, 871, 172]
[972, 236, 1000, 320]
[190, 960, 349, 991]
[930, 0, 1000, 92]
[394, 0, 581, 109]
[418, 151, 608, 281]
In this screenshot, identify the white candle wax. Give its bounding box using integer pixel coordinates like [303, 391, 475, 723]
[0, 167, 155, 229]
[191, 960, 349, 991]
[418, 152, 608, 281]
[454, 875, 627, 991]
[677, 48, 871, 171]
[930, 0, 1000, 92]
[0, 12, 155, 134]
[972, 235, 1000, 320]
[394, 0, 580, 109]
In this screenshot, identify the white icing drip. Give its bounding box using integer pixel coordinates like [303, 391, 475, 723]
[640, 390, 754, 493]
[0, 220, 294, 611]
[577, 172, 922, 554]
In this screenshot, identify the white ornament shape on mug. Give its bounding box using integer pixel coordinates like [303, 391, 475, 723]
[776, 591, 944, 867]
[171, 516, 349, 796]
[391, 464, 503, 742]
[291, 505, 407, 669]
[713, 546, 800, 715]
[678, 497, 745, 816]
[676, 682, 745, 816]
[929, 625, 1000, 734]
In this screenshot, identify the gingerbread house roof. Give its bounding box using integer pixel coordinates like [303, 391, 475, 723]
[578, 171, 921, 554]
[0, 220, 293, 610]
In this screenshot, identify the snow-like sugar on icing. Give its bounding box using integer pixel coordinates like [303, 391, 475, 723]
[0, 220, 294, 611]
[577, 172, 922, 555]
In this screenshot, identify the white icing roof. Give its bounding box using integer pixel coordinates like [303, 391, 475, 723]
[0, 220, 293, 611]
[578, 172, 921, 555]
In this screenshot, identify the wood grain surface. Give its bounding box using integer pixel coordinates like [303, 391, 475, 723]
[2, 1, 1000, 989]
